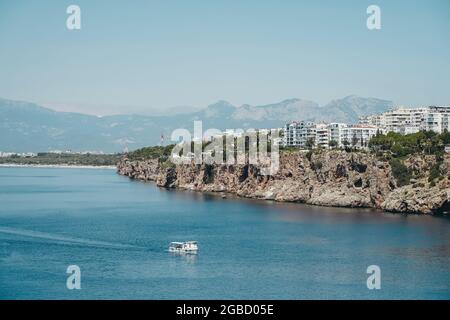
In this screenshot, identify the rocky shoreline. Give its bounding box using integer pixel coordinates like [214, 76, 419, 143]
[117, 150, 450, 215]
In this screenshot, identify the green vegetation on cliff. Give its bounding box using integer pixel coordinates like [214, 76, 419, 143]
[389, 158, 412, 187]
[369, 130, 450, 157]
[127, 130, 450, 189]
[127, 145, 176, 169]
[127, 145, 175, 161]
[368, 131, 449, 186]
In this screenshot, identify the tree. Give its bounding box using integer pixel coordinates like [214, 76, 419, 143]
[441, 129, 450, 144]
[390, 158, 412, 187]
[351, 134, 359, 148]
[305, 137, 315, 150]
[368, 130, 449, 157]
[329, 140, 338, 149]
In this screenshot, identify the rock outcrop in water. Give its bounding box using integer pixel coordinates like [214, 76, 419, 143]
[117, 151, 450, 215]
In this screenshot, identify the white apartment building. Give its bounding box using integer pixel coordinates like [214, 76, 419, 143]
[423, 112, 450, 132]
[283, 122, 378, 150]
[315, 123, 329, 149]
[383, 107, 414, 133]
[283, 106, 450, 150]
[360, 106, 450, 134]
[429, 106, 450, 114]
[283, 121, 317, 148]
[340, 125, 379, 149]
[359, 114, 385, 127]
[329, 123, 347, 147]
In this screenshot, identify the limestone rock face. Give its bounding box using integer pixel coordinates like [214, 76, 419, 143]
[117, 152, 450, 215]
[382, 170, 450, 214]
[117, 158, 159, 181]
[382, 185, 449, 214]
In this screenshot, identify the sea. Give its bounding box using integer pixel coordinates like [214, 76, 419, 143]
[0, 167, 449, 299]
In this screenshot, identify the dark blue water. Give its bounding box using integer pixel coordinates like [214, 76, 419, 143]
[0, 167, 449, 299]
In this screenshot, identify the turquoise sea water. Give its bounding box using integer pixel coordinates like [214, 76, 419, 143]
[0, 167, 449, 299]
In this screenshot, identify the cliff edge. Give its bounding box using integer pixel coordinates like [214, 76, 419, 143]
[117, 151, 450, 215]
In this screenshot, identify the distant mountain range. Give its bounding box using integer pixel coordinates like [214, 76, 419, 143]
[0, 96, 393, 153]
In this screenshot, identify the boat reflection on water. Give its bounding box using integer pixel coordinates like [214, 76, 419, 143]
[169, 251, 198, 263]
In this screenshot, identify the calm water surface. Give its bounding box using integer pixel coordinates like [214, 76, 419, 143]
[0, 167, 449, 299]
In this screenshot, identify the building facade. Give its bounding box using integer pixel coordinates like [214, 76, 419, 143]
[283, 106, 450, 150]
[283, 122, 378, 150]
[340, 125, 378, 149]
[359, 106, 450, 134]
[283, 121, 316, 148]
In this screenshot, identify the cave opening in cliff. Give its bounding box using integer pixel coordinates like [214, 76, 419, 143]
[434, 200, 450, 215]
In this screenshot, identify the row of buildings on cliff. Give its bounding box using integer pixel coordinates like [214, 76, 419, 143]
[282, 105, 450, 150]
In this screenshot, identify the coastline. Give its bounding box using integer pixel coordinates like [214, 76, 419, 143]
[117, 151, 450, 215]
[0, 163, 116, 170]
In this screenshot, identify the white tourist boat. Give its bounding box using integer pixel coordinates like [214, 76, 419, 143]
[169, 241, 198, 253]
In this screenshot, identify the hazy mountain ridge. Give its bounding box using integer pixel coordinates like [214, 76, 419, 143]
[0, 96, 393, 152]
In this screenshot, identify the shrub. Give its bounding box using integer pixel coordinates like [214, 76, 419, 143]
[313, 161, 323, 170]
[280, 146, 300, 154]
[159, 158, 176, 169]
[203, 165, 215, 184]
[329, 140, 338, 149]
[128, 145, 175, 160]
[428, 163, 441, 182]
[369, 130, 449, 157]
[389, 159, 412, 187]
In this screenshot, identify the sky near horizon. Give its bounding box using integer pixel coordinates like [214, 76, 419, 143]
[0, 0, 449, 115]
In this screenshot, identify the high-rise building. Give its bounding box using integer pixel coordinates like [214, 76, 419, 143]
[315, 123, 329, 149]
[283, 106, 450, 150]
[359, 106, 450, 134]
[283, 122, 378, 150]
[340, 125, 379, 149]
[283, 121, 316, 148]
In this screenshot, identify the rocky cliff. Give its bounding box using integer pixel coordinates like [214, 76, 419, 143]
[117, 151, 450, 215]
[117, 158, 159, 181]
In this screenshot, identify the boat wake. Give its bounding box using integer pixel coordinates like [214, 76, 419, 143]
[0, 226, 140, 250]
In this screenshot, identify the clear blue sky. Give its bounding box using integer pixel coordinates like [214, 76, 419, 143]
[0, 0, 449, 115]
